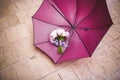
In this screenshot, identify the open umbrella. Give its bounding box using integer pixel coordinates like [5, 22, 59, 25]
[32, 0, 113, 63]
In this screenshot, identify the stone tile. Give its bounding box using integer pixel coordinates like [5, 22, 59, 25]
[0, 31, 8, 47]
[22, 37, 35, 52]
[107, 39, 120, 64]
[8, 4, 19, 14]
[33, 0, 43, 6]
[10, 0, 19, 4]
[106, 70, 120, 80]
[70, 60, 97, 80]
[91, 44, 120, 79]
[5, 27, 18, 43]
[106, 75, 120, 80]
[0, 8, 2, 18]
[112, 17, 120, 24]
[0, 48, 6, 69]
[24, 0, 35, 9]
[98, 33, 113, 48]
[7, 14, 20, 27]
[111, 39, 120, 52]
[28, 53, 56, 79]
[5, 24, 30, 44]
[1, 7, 10, 17]
[42, 73, 61, 80]
[107, 27, 120, 40]
[57, 67, 79, 80]
[106, 0, 119, 4]
[111, 2, 120, 17]
[0, 3, 1, 8]
[16, 11, 30, 23]
[107, 46, 120, 67]
[25, 22, 33, 34]
[0, 56, 6, 69]
[0, 73, 2, 80]
[14, 59, 34, 80]
[108, 10, 115, 19]
[0, 17, 9, 31]
[26, 7, 37, 19]
[1, 66, 18, 80]
[28, 53, 71, 80]
[114, 1, 120, 11]
[0, 0, 10, 7]
[103, 32, 114, 42]
[108, 6, 120, 19]
[16, 2, 27, 11]
[113, 23, 120, 32]
[15, 37, 35, 59]
[3, 43, 19, 65]
[0, 48, 3, 58]
[14, 24, 30, 39]
[87, 59, 111, 79]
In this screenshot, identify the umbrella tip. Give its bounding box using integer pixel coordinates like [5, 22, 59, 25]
[84, 28, 89, 31]
[72, 26, 75, 29]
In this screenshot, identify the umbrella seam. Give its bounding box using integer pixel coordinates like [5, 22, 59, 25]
[32, 18, 35, 45]
[73, 0, 78, 25]
[48, 0, 74, 29]
[35, 45, 58, 63]
[76, 23, 113, 30]
[75, 0, 99, 27]
[34, 41, 50, 45]
[32, 17, 70, 28]
[74, 30, 91, 56]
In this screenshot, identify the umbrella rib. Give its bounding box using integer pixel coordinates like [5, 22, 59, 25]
[33, 17, 69, 28]
[74, 30, 91, 56]
[68, 29, 74, 45]
[75, 0, 99, 26]
[48, 0, 74, 29]
[34, 41, 50, 45]
[76, 23, 112, 30]
[73, 0, 78, 25]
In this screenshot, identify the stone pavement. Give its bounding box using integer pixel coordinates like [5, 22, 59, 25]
[0, 0, 120, 80]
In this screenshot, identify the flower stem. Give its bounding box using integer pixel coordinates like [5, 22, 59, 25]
[58, 45, 63, 54]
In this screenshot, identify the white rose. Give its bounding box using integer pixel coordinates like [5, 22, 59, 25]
[50, 28, 69, 44]
[65, 32, 69, 37]
[56, 29, 65, 35]
[62, 31, 69, 37]
[50, 30, 57, 43]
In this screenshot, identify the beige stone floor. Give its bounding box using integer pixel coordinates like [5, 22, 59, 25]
[0, 0, 120, 80]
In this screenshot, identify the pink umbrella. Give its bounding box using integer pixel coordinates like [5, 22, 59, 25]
[32, 0, 113, 63]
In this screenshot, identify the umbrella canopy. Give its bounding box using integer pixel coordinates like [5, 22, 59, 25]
[32, 0, 113, 63]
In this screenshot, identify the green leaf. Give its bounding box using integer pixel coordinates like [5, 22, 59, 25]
[59, 36, 65, 41]
[58, 46, 63, 54]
